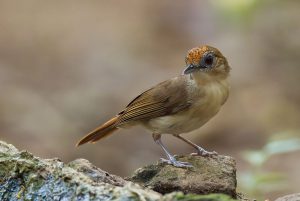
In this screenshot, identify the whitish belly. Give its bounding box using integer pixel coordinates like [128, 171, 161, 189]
[144, 100, 222, 135]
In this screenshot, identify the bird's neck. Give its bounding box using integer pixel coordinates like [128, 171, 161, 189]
[191, 71, 229, 85]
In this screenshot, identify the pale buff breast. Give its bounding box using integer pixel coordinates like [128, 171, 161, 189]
[144, 77, 229, 135]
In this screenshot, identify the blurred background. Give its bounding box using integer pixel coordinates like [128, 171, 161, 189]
[0, 0, 299, 200]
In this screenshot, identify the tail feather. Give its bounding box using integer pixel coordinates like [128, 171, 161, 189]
[76, 116, 119, 146]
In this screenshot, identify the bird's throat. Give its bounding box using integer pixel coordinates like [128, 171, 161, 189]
[191, 71, 226, 85]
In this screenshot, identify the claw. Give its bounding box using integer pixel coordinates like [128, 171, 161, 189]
[191, 148, 218, 157]
[160, 157, 193, 168]
[153, 134, 193, 168]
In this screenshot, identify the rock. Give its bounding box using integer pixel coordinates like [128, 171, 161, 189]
[275, 193, 300, 201]
[127, 155, 237, 197]
[0, 141, 238, 201]
[0, 141, 163, 201]
[165, 192, 238, 201]
[236, 192, 253, 201]
[68, 158, 126, 186]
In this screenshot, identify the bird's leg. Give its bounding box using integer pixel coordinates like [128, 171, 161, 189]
[172, 134, 217, 157]
[152, 133, 192, 168]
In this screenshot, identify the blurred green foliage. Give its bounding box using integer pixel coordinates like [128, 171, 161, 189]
[212, 0, 261, 23]
[238, 131, 300, 199]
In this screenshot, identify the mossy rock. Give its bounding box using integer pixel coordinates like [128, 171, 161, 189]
[169, 192, 238, 201]
[128, 155, 237, 198]
[0, 141, 239, 201]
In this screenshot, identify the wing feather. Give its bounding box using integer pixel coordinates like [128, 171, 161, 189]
[116, 76, 191, 126]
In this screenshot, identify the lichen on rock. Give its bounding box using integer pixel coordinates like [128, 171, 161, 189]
[0, 141, 161, 201]
[0, 141, 238, 201]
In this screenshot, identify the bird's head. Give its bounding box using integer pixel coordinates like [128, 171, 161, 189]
[183, 45, 230, 80]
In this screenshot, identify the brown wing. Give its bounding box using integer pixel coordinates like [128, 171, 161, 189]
[116, 76, 191, 126]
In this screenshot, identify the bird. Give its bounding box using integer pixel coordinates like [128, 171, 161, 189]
[76, 45, 230, 168]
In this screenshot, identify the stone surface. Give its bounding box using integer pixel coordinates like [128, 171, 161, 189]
[68, 158, 126, 186]
[0, 141, 238, 201]
[0, 141, 163, 200]
[128, 155, 237, 197]
[275, 193, 300, 201]
[165, 193, 238, 201]
[236, 192, 252, 201]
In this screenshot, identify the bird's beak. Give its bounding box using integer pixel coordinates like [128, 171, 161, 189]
[183, 64, 195, 75]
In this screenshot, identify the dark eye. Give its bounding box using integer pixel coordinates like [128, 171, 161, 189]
[204, 55, 213, 65]
[200, 52, 215, 68]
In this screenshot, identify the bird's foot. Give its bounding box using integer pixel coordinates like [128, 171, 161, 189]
[191, 147, 218, 157]
[160, 157, 193, 168]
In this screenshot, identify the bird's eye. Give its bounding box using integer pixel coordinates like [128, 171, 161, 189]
[204, 55, 213, 66]
[200, 52, 215, 68]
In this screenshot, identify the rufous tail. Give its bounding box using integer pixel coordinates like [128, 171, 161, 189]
[76, 116, 119, 146]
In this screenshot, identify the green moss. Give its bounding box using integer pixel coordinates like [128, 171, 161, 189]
[0, 141, 239, 201]
[157, 169, 179, 181]
[132, 165, 160, 183]
[172, 193, 238, 201]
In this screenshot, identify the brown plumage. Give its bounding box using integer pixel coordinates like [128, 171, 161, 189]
[77, 45, 230, 168]
[76, 116, 118, 146]
[77, 77, 190, 146]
